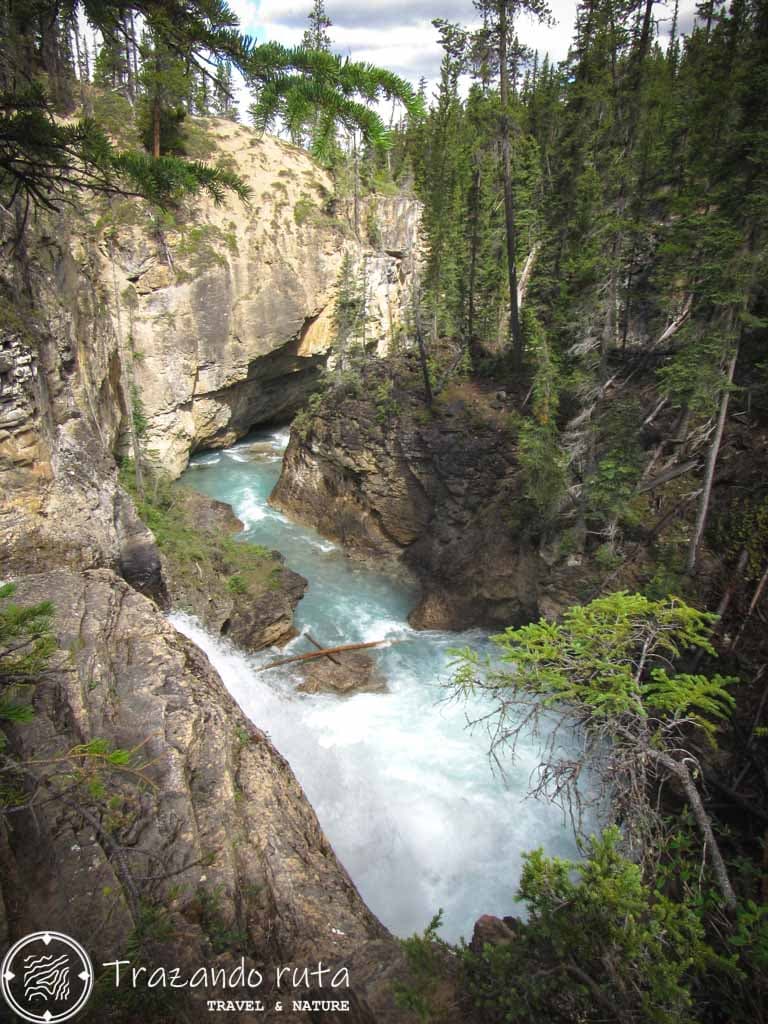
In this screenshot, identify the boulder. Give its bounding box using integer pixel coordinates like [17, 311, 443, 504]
[296, 651, 388, 695]
[470, 915, 520, 955]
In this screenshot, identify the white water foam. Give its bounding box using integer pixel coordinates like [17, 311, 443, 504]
[175, 427, 584, 943]
[171, 612, 579, 942]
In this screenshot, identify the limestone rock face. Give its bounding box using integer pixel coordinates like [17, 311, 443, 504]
[102, 121, 421, 477]
[0, 217, 164, 599]
[0, 570, 411, 1022]
[271, 369, 588, 631]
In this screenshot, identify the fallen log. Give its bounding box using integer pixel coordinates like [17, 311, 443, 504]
[257, 639, 389, 673]
[636, 458, 700, 493]
[306, 632, 342, 665]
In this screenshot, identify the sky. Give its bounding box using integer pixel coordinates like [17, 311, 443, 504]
[229, 0, 698, 93]
[236, 0, 581, 87]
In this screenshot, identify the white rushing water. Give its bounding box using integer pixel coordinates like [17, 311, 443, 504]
[172, 427, 581, 943]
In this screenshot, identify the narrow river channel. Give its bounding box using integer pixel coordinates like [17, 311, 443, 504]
[172, 427, 580, 943]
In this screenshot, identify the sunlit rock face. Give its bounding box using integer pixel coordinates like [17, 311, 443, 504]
[0, 118, 420, 578]
[104, 121, 422, 477]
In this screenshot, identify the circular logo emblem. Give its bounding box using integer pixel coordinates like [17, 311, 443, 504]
[1, 932, 93, 1023]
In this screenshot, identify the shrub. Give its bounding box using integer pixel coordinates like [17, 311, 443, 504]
[461, 828, 711, 1024]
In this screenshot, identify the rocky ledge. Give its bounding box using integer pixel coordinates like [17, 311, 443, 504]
[152, 485, 307, 651]
[296, 650, 388, 695]
[271, 363, 591, 631]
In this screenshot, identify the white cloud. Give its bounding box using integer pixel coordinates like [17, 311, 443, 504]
[243, 0, 700, 103]
[253, 0, 577, 88]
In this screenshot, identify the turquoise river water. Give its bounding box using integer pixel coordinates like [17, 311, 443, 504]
[172, 427, 580, 943]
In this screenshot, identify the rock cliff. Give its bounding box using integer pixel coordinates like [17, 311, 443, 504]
[0, 213, 163, 594]
[271, 364, 590, 630]
[102, 120, 421, 477]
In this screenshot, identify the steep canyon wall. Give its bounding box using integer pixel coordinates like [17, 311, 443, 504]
[0, 121, 424, 1023]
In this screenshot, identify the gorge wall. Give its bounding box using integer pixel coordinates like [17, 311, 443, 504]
[1, 117, 421, 576]
[104, 120, 421, 477]
[271, 365, 591, 631]
[0, 121, 427, 1023]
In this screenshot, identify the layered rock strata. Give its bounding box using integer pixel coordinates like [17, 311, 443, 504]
[271, 368, 588, 630]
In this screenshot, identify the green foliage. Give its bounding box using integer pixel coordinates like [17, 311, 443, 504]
[642, 557, 689, 602]
[86, 905, 177, 1021]
[293, 195, 317, 225]
[131, 383, 148, 438]
[248, 44, 423, 162]
[119, 463, 279, 605]
[365, 204, 382, 247]
[656, 331, 739, 418]
[373, 378, 399, 424]
[517, 419, 567, 522]
[461, 828, 711, 1024]
[1, 84, 250, 217]
[458, 592, 734, 738]
[332, 252, 366, 370]
[450, 591, 739, 886]
[293, 390, 325, 440]
[0, 583, 55, 683]
[178, 118, 218, 160]
[394, 911, 450, 1023]
[1, 0, 421, 221]
[227, 574, 247, 594]
[193, 883, 248, 953]
[588, 453, 640, 519]
[174, 223, 230, 271]
[91, 92, 139, 147]
[0, 584, 56, 751]
[711, 495, 768, 581]
[730, 900, 768, 975]
[136, 31, 190, 156]
[594, 541, 622, 569]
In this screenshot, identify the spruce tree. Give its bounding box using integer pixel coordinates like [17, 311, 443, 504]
[137, 30, 191, 157]
[302, 0, 332, 52]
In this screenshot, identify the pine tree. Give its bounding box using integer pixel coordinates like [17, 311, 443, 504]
[1, 0, 423, 219]
[302, 0, 332, 52]
[213, 59, 239, 121]
[472, 0, 552, 371]
[137, 30, 190, 157]
[450, 591, 739, 909]
[332, 252, 366, 372]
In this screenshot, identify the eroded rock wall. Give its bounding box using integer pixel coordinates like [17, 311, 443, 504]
[271, 368, 588, 630]
[0, 216, 162, 594]
[101, 121, 421, 477]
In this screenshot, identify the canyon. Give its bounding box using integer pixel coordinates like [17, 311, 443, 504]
[0, 117, 432, 1024]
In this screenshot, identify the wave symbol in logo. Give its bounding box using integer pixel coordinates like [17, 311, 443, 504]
[24, 953, 71, 1002]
